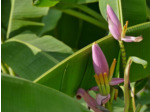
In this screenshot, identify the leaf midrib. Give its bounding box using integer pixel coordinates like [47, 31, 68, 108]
[7, 0, 15, 39]
[34, 34, 112, 82]
[117, 0, 124, 27]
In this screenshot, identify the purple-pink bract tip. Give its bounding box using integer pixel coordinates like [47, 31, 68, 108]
[92, 43, 109, 75]
[107, 4, 122, 40]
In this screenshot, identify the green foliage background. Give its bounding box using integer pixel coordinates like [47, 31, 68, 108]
[1, 0, 150, 111]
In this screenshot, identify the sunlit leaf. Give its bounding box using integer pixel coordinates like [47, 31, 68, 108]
[2, 32, 73, 80]
[7, 0, 48, 38]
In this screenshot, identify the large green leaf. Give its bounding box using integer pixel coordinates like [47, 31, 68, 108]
[2, 32, 73, 80]
[99, 0, 147, 26]
[7, 0, 49, 38]
[1, 75, 90, 112]
[34, 22, 150, 96]
[33, 0, 98, 7]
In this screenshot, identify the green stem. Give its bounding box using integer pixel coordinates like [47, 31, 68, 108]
[100, 85, 107, 96]
[110, 88, 115, 103]
[131, 87, 136, 112]
[115, 50, 121, 78]
[124, 59, 132, 112]
[1, 62, 9, 74]
[119, 41, 127, 69]
[124, 81, 130, 112]
[124, 57, 147, 112]
[60, 9, 108, 30]
[98, 85, 103, 95]
[106, 101, 112, 112]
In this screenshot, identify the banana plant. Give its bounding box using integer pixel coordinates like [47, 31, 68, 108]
[1, 0, 150, 111]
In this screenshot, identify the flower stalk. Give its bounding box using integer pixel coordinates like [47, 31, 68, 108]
[107, 4, 143, 70]
[124, 59, 131, 112]
[131, 87, 136, 112]
[119, 41, 127, 69]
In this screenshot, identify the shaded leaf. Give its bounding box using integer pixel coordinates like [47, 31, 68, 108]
[52, 11, 107, 49]
[39, 9, 62, 36]
[1, 0, 11, 29]
[135, 78, 148, 94]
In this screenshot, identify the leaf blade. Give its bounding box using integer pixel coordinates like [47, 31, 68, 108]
[2, 32, 73, 80]
[35, 22, 150, 96]
[2, 75, 90, 112]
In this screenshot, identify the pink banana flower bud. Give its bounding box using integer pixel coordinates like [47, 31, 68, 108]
[107, 5, 143, 42]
